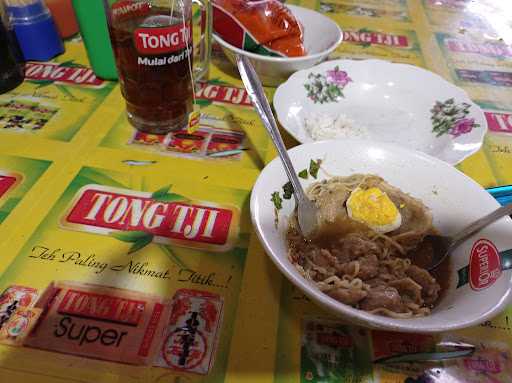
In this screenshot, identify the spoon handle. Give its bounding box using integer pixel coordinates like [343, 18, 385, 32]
[236, 55, 308, 205]
[451, 203, 512, 250]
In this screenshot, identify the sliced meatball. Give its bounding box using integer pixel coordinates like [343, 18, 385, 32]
[327, 287, 367, 305]
[360, 286, 404, 312]
[389, 277, 423, 305]
[311, 249, 336, 268]
[336, 234, 381, 261]
[357, 253, 379, 280]
[331, 248, 350, 264]
[365, 278, 387, 288]
[334, 261, 358, 277]
[406, 265, 441, 305]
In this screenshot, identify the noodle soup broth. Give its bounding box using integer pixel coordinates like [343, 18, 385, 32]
[287, 174, 451, 318]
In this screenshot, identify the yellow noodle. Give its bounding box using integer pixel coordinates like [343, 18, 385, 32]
[349, 278, 364, 289]
[372, 231, 405, 255]
[289, 174, 439, 319]
[317, 281, 335, 292]
[349, 261, 360, 278]
[323, 275, 341, 285]
[415, 307, 431, 316]
[369, 308, 414, 319]
[406, 302, 421, 310]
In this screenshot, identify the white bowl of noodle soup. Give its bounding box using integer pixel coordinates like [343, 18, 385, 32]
[251, 140, 512, 332]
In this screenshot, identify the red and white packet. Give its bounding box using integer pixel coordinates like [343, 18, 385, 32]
[154, 289, 224, 375]
[0, 285, 39, 328]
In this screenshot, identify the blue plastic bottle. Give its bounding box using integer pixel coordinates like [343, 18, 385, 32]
[6, 0, 63, 61]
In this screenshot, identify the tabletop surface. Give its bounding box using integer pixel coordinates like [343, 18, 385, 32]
[0, 0, 512, 382]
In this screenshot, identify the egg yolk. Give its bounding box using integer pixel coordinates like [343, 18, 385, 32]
[347, 187, 400, 227]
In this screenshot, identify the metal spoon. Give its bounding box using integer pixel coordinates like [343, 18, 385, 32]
[236, 55, 319, 237]
[428, 203, 512, 271]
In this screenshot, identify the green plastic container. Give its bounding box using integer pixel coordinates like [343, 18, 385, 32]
[72, 0, 117, 80]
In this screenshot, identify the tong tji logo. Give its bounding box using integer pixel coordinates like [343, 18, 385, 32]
[57, 290, 146, 326]
[342, 28, 409, 48]
[0, 172, 22, 202]
[25, 61, 105, 89]
[446, 37, 512, 58]
[485, 111, 512, 134]
[457, 239, 512, 290]
[134, 23, 192, 55]
[195, 82, 253, 107]
[61, 184, 239, 253]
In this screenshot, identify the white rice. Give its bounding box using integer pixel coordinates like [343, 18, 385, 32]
[304, 113, 369, 141]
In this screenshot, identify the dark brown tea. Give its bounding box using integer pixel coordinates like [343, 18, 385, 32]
[109, 4, 193, 134]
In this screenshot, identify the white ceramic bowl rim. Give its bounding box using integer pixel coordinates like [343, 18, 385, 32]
[273, 58, 488, 165]
[251, 139, 512, 333]
[213, 5, 343, 63]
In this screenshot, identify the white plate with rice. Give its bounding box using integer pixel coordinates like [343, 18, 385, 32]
[273, 59, 487, 165]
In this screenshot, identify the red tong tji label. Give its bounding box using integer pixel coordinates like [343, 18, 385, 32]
[134, 23, 192, 55]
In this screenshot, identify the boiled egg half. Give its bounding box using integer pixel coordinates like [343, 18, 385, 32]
[346, 187, 402, 233]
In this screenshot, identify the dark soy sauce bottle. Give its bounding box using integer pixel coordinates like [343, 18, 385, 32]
[0, 3, 24, 94]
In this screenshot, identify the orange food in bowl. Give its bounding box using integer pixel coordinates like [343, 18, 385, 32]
[213, 0, 305, 57]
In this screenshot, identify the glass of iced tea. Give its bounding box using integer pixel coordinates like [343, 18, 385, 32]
[104, 0, 211, 134]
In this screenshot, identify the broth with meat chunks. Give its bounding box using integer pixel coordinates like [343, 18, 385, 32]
[287, 174, 451, 318]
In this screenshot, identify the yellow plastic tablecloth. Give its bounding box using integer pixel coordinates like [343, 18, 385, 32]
[0, 1, 511, 382]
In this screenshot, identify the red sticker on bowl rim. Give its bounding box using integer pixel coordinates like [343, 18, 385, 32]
[469, 239, 502, 291]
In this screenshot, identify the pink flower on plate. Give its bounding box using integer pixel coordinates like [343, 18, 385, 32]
[326, 68, 352, 87]
[450, 118, 475, 137]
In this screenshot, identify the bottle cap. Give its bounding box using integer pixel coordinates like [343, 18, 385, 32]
[7, 1, 50, 24]
[6, 0, 63, 61]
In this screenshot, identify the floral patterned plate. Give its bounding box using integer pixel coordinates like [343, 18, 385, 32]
[273, 59, 487, 165]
